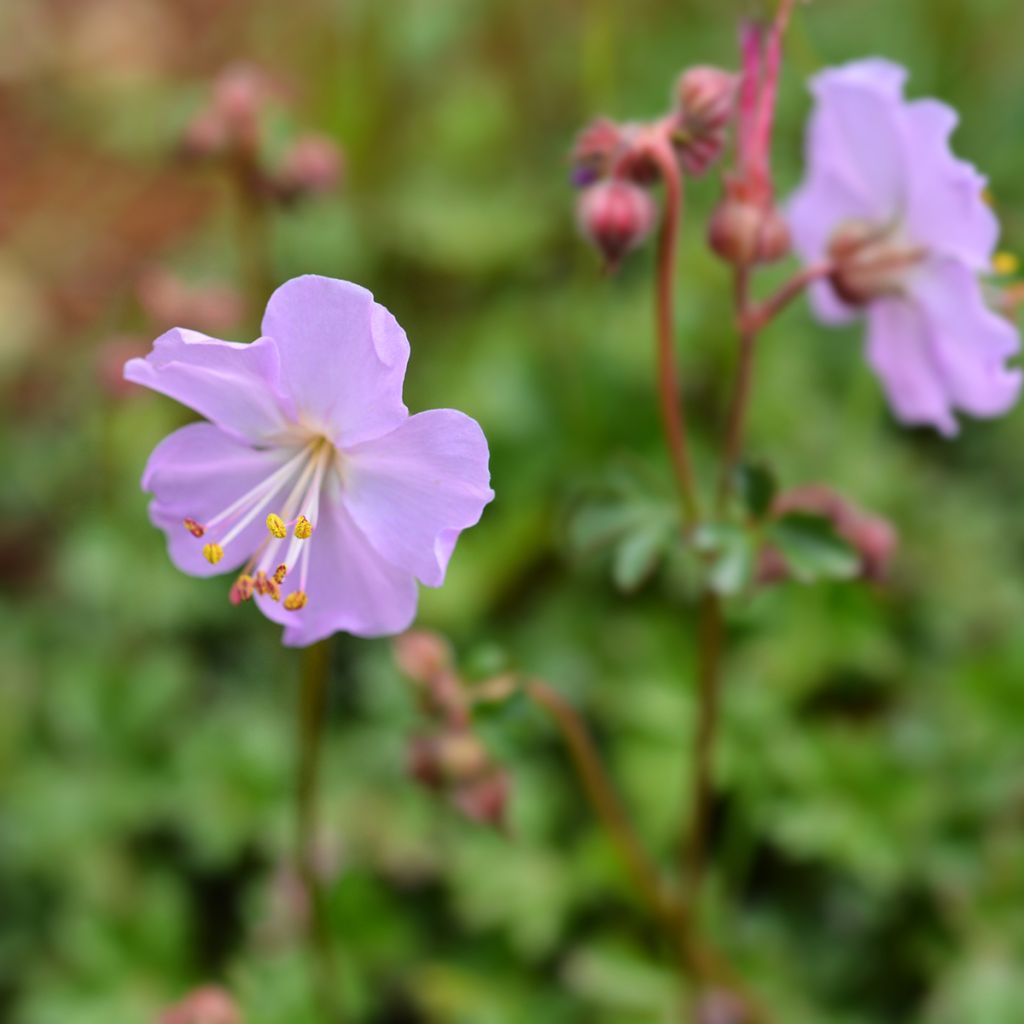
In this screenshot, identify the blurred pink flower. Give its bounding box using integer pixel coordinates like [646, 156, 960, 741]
[789, 60, 1021, 435]
[125, 275, 493, 646]
[158, 986, 240, 1024]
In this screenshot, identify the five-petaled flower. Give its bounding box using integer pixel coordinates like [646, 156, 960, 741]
[126, 275, 494, 646]
[788, 59, 1021, 436]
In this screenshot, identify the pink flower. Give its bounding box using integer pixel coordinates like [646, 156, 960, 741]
[126, 276, 494, 646]
[788, 60, 1021, 436]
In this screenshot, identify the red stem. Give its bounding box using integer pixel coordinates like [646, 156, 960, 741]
[649, 139, 701, 526]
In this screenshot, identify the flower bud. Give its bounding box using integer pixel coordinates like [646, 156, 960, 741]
[671, 66, 738, 176]
[827, 220, 924, 306]
[570, 117, 625, 187]
[708, 194, 790, 267]
[695, 988, 748, 1024]
[577, 179, 657, 270]
[158, 986, 240, 1024]
[394, 629, 453, 683]
[452, 769, 510, 829]
[275, 134, 344, 202]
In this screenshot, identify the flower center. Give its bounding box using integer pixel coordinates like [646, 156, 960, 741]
[827, 219, 926, 306]
[182, 435, 335, 612]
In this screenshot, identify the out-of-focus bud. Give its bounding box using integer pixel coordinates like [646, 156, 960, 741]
[695, 988, 748, 1024]
[436, 731, 490, 781]
[394, 630, 453, 684]
[708, 190, 790, 267]
[275, 134, 344, 202]
[407, 734, 445, 788]
[212, 63, 272, 144]
[137, 269, 244, 334]
[158, 986, 241, 1024]
[570, 117, 626, 187]
[826, 220, 924, 306]
[759, 484, 898, 585]
[577, 179, 657, 270]
[180, 109, 229, 160]
[452, 769, 510, 829]
[671, 66, 738, 176]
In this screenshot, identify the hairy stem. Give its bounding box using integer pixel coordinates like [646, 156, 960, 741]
[297, 640, 344, 1022]
[527, 679, 675, 926]
[649, 140, 701, 526]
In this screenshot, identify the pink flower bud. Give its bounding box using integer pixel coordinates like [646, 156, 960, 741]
[158, 986, 240, 1024]
[212, 64, 271, 137]
[577, 179, 657, 270]
[180, 110, 228, 160]
[708, 192, 790, 267]
[394, 629, 453, 683]
[570, 117, 626, 187]
[452, 769, 510, 829]
[695, 989, 748, 1024]
[137, 269, 244, 335]
[672, 66, 738, 176]
[276, 134, 344, 201]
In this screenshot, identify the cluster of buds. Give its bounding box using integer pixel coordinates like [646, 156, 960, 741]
[758, 484, 898, 585]
[180, 63, 343, 205]
[157, 986, 240, 1024]
[137, 268, 244, 334]
[571, 65, 737, 271]
[394, 630, 514, 829]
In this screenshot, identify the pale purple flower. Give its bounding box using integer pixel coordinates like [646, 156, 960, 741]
[126, 275, 494, 646]
[788, 59, 1021, 436]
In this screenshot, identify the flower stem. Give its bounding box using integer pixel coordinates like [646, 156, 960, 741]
[682, 591, 725, 902]
[229, 151, 274, 308]
[649, 140, 701, 527]
[526, 679, 676, 927]
[740, 261, 832, 336]
[296, 639, 344, 1022]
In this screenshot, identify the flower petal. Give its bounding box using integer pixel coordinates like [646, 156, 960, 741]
[806, 60, 909, 221]
[260, 275, 410, 446]
[341, 410, 494, 587]
[255, 469, 419, 645]
[865, 297, 959, 436]
[903, 99, 999, 270]
[911, 258, 1021, 419]
[142, 422, 298, 576]
[124, 329, 293, 444]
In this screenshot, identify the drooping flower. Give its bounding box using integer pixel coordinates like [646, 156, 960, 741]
[788, 59, 1021, 436]
[126, 275, 493, 646]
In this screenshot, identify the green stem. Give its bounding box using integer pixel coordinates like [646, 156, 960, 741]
[297, 640, 344, 1022]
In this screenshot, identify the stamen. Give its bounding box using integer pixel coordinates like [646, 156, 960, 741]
[183, 518, 205, 538]
[273, 564, 288, 584]
[230, 574, 255, 604]
[284, 591, 307, 611]
[203, 543, 224, 565]
[295, 515, 313, 539]
[266, 513, 288, 538]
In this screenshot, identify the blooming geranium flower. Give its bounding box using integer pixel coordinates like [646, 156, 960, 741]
[126, 275, 493, 646]
[788, 59, 1021, 436]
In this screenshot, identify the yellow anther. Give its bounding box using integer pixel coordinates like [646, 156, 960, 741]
[273, 564, 288, 584]
[235, 574, 254, 600]
[183, 518, 205, 538]
[266, 513, 288, 538]
[284, 591, 308, 611]
[994, 251, 1020, 277]
[202, 543, 224, 565]
[294, 515, 313, 539]
[267, 580, 281, 602]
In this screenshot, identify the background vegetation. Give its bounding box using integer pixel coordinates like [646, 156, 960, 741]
[2, 0, 1024, 1021]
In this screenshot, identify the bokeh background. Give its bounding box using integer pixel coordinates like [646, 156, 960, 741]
[3, 0, 1024, 1021]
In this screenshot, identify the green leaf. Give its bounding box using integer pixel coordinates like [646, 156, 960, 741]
[612, 522, 674, 592]
[692, 523, 756, 596]
[735, 461, 778, 521]
[767, 512, 860, 584]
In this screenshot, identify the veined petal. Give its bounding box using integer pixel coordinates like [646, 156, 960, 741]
[911, 258, 1021, 419]
[124, 329, 294, 444]
[865, 297, 958, 436]
[261, 275, 410, 447]
[255, 469, 419, 645]
[143, 423, 298, 576]
[342, 410, 494, 587]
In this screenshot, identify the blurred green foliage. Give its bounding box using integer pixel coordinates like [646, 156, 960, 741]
[2, 0, 1024, 1022]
